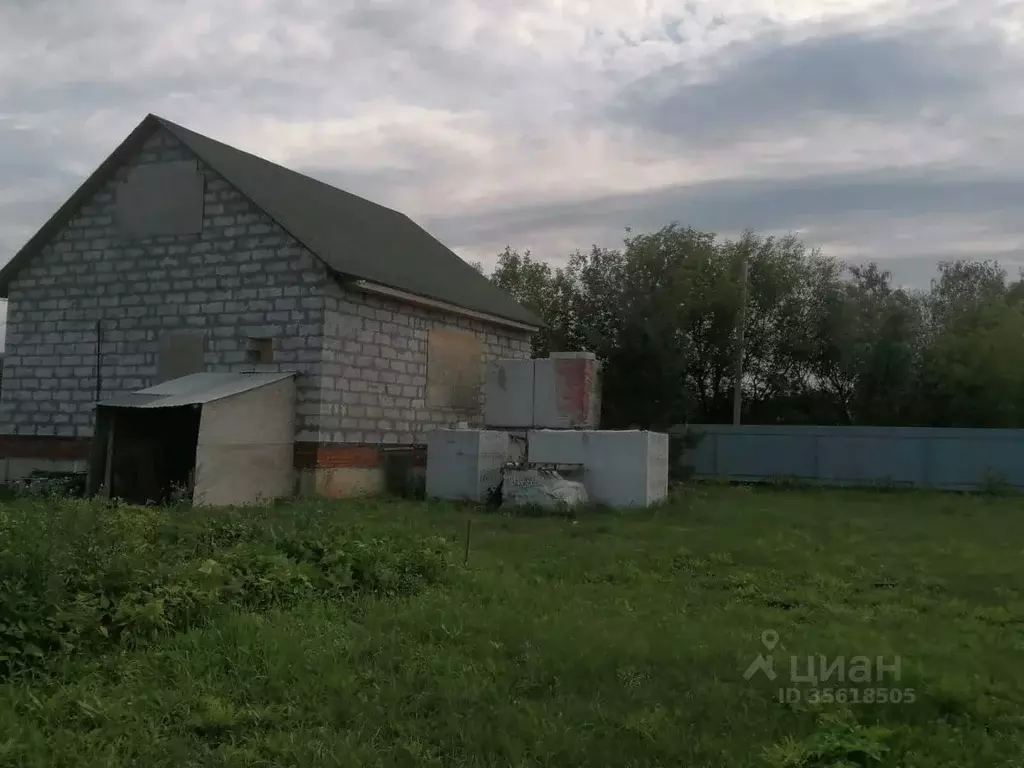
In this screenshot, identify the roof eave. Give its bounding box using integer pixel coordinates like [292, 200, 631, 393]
[347, 278, 541, 333]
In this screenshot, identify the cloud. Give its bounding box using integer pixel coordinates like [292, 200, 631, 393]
[613, 19, 1013, 146]
[1, 0, 1024, 357]
[423, 167, 1024, 269]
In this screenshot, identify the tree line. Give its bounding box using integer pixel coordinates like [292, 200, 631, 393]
[478, 225, 1024, 430]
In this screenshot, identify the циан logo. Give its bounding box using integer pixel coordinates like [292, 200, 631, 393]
[743, 628, 917, 705]
[744, 629, 780, 681]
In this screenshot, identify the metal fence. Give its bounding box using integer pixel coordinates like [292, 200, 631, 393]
[679, 424, 1024, 491]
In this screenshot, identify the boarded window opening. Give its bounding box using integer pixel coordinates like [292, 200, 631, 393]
[157, 330, 206, 383]
[115, 160, 205, 238]
[246, 338, 273, 364]
[426, 328, 483, 412]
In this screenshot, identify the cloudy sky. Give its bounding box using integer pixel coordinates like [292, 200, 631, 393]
[2, 0, 1024, 348]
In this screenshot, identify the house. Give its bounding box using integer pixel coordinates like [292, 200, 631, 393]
[0, 114, 539, 497]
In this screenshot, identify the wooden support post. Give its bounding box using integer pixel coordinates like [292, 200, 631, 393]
[102, 415, 115, 499]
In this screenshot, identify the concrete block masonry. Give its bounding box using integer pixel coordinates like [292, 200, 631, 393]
[527, 429, 587, 465]
[423, 426, 669, 508]
[425, 429, 510, 502]
[483, 358, 535, 428]
[483, 353, 601, 430]
[533, 355, 601, 429]
[528, 429, 669, 508]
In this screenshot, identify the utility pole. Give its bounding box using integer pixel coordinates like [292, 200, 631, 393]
[732, 252, 748, 426]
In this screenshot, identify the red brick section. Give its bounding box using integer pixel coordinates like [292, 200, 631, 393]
[315, 445, 381, 469]
[0, 435, 92, 460]
[293, 443, 427, 470]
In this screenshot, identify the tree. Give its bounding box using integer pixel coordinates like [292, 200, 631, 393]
[483, 226, 1024, 429]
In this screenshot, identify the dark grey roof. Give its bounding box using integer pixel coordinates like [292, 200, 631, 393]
[0, 114, 541, 328]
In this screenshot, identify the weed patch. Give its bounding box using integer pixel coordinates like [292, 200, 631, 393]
[0, 499, 450, 679]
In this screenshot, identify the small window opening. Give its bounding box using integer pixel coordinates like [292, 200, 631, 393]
[245, 338, 273, 364]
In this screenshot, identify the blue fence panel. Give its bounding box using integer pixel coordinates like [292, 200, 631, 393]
[680, 425, 1024, 490]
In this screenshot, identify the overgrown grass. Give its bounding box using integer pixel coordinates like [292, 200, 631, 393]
[2, 486, 1023, 766]
[0, 498, 449, 679]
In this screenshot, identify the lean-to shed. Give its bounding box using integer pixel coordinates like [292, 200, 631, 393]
[87, 371, 296, 506]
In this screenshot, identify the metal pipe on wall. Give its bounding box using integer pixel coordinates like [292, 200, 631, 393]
[95, 319, 103, 407]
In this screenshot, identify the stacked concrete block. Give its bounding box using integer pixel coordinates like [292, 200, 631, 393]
[526, 429, 588, 465]
[527, 429, 669, 508]
[483, 352, 601, 430]
[533, 352, 601, 429]
[425, 429, 510, 502]
[483, 358, 536, 428]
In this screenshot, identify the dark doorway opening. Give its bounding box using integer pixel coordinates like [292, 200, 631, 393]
[90, 405, 202, 504]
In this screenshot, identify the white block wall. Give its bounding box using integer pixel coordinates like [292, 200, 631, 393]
[483, 358, 536, 427]
[528, 429, 669, 508]
[425, 429, 511, 501]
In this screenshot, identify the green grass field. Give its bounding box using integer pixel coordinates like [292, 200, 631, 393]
[2, 486, 1023, 767]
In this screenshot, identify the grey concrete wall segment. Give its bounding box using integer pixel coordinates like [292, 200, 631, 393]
[684, 424, 1024, 490]
[114, 160, 205, 238]
[483, 358, 535, 428]
[425, 429, 510, 502]
[193, 376, 295, 505]
[156, 329, 206, 383]
[0, 125, 532, 448]
[527, 429, 669, 507]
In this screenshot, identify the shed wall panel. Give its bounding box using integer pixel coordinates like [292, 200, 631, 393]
[193, 377, 295, 505]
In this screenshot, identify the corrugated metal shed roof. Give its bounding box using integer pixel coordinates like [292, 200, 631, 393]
[97, 371, 295, 409]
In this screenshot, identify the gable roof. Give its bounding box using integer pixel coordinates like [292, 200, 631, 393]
[0, 114, 541, 329]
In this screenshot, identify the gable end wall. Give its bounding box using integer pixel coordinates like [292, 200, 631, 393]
[0, 126, 332, 441]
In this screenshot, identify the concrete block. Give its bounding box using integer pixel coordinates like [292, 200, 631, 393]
[426, 429, 510, 502]
[583, 430, 668, 508]
[526, 429, 668, 508]
[533, 356, 601, 429]
[483, 358, 535, 428]
[527, 429, 587, 464]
